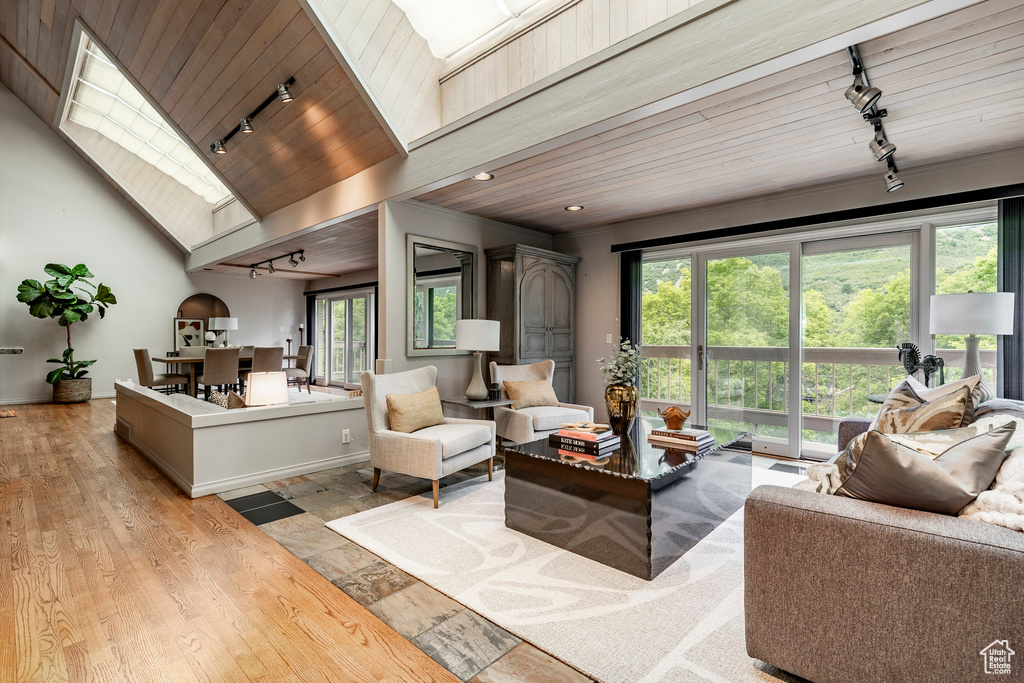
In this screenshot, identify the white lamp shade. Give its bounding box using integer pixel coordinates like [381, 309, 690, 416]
[243, 372, 289, 406]
[210, 317, 238, 331]
[455, 319, 500, 351]
[930, 292, 1015, 335]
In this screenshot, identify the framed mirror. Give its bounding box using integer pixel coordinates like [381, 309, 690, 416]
[407, 234, 475, 356]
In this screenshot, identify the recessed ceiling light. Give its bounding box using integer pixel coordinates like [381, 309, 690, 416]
[564, 205, 584, 212]
[472, 172, 494, 181]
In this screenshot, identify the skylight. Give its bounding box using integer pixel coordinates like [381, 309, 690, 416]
[66, 39, 230, 205]
[392, 0, 551, 59]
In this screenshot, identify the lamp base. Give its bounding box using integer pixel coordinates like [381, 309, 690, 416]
[465, 351, 489, 401]
[963, 334, 994, 403]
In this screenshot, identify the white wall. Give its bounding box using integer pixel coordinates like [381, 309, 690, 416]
[0, 83, 306, 404]
[378, 200, 552, 398]
[554, 147, 1024, 415]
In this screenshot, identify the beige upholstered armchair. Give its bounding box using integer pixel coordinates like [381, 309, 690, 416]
[360, 365, 495, 508]
[489, 360, 594, 444]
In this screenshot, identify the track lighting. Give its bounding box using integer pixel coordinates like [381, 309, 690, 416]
[247, 249, 304, 279]
[268, 261, 276, 274]
[249, 267, 257, 279]
[298, 251, 305, 262]
[210, 77, 295, 155]
[869, 128, 896, 162]
[845, 73, 882, 114]
[884, 159, 904, 192]
[289, 255, 299, 267]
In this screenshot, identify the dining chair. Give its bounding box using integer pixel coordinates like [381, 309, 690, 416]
[197, 347, 241, 400]
[285, 345, 312, 393]
[133, 349, 188, 394]
[239, 347, 283, 390]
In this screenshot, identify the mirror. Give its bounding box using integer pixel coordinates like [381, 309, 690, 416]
[407, 234, 475, 356]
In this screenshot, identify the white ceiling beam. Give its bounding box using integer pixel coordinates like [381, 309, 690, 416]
[187, 0, 983, 270]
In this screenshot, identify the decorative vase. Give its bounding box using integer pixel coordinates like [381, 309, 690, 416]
[604, 383, 639, 435]
[53, 378, 92, 404]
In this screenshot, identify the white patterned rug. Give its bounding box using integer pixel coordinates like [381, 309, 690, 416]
[326, 465, 803, 683]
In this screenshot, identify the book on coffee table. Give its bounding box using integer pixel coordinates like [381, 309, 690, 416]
[549, 434, 620, 455]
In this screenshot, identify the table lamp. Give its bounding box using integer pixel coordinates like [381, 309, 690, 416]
[930, 291, 1015, 402]
[455, 319, 500, 400]
[210, 317, 238, 346]
[243, 372, 290, 406]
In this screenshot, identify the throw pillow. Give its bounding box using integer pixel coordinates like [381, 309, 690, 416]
[833, 422, 1015, 515]
[871, 382, 972, 434]
[873, 376, 981, 430]
[386, 386, 444, 433]
[210, 390, 250, 409]
[503, 379, 559, 410]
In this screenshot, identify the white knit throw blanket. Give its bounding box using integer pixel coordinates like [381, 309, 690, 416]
[959, 449, 1024, 532]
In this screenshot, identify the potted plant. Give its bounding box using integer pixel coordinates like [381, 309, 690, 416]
[16, 263, 117, 404]
[597, 337, 643, 434]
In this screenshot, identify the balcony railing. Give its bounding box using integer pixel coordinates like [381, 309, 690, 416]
[640, 345, 996, 434]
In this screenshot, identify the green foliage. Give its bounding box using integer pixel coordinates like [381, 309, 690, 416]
[598, 338, 642, 386]
[16, 263, 117, 384]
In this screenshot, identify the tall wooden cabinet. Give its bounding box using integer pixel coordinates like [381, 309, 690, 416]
[485, 244, 580, 402]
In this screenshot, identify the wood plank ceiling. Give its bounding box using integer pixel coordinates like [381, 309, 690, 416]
[415, 0, 1024, 233]
[0, 0, 398, 218]
[207, 209, 379, 280]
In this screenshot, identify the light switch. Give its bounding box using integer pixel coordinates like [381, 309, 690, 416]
[279, 326, 284, 332]
[606, 334, 613, 343]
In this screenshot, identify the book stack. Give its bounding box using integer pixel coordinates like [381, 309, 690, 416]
[549, 424, 620, 457]
[647, 427, 714, 453]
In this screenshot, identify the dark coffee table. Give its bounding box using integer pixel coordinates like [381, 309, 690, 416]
[503, 417, 750, 580]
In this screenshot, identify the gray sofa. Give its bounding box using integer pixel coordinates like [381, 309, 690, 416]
[745, 411, 1024, 683]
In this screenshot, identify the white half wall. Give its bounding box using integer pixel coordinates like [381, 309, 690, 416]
[378, 200, 552, 398]
[0, 83, 306, 404]
[553, 147, 1024, 416]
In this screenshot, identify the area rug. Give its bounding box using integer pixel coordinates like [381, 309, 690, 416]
[326, 464, 803, 683]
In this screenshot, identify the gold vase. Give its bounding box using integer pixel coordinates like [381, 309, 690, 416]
[604, 383, 639, 435]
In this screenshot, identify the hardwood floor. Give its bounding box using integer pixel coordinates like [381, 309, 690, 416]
[0, 400, 457, 682]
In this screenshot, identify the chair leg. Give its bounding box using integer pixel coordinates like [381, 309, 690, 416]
[306, 377, 311, 394]
[203, 385, 211, 401]
[432, 480, 439, 509]
[371, 467, 380, 492]
[488, 457, 493, 481]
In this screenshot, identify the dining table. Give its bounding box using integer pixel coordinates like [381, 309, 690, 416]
[153, 354, 300, 397]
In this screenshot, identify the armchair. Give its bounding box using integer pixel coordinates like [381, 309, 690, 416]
[489, 360, 594, 444]
[360, 366, 495, 508]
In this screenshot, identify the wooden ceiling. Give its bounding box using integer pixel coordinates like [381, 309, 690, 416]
[414, 0, 1024, 233]
[207, 209, 379, 280]
[0, 0, 398, 219]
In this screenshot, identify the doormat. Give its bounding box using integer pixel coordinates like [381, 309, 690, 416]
[0, 410, 18, 418]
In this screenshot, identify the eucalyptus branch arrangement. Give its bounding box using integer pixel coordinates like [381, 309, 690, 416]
[597, 337, 642, 387]
[17, 263, 117, 384]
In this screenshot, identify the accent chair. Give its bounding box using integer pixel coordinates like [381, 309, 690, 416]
[285, 345, 312, 393]
[489, 360, 594, 444]
[360, 365, 495, 508]
[133, 348, 188, 394]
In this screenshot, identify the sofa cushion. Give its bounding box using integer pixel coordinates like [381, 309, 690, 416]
[834, 422, 1015, 514]
[870, 380, 972, 434]
[503, 379, 559, 410]
[408, 422, 491, 459]
[517, 405, 590, 431]
[386, 386, 444, 434]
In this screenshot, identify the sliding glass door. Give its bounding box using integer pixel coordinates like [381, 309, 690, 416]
[313, 289, 374, 386]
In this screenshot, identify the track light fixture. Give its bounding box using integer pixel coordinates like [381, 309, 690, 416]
[210, 77, 295, 155]
[868, 123, 896, 162]
[884, 158, 904, 192]
[247, 250, 306, 278]
[845, 73, 882, 114]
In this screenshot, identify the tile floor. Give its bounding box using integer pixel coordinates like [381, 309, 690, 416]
[219, 458, 592, 682]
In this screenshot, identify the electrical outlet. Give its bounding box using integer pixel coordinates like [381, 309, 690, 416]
[279, 326, 284, 332]
[606, 334, 613, 343]
[341, 429, 351, 444]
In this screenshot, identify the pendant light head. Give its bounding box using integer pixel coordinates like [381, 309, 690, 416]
[211, 140, 226, 154]
[869, 130, 896, 162]
[239, 117, 254, 134]
[845, 73, 882, 113]
[884, 160, 904, 192]
[277, 83, 293, 103]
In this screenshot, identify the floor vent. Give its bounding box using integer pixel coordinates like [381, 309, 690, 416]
[114, 417, 132, 442]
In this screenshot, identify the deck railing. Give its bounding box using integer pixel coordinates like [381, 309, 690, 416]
[640, 345, 996, 434]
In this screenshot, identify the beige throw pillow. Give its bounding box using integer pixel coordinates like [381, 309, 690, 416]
[834, 422, 1014, 515]
[503, 379, 559, 410]
[386, 387, 444, 433]
[871, 381, 972, 435]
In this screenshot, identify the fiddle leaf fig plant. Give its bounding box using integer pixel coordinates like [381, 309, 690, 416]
[17, 263, 117, 384]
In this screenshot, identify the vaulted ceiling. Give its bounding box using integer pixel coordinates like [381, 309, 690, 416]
[0, 0, 399, 220]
